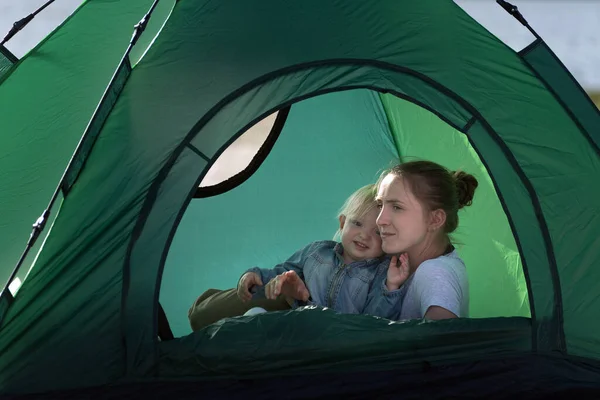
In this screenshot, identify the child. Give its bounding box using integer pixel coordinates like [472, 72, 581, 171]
[236, 184, 410, 316]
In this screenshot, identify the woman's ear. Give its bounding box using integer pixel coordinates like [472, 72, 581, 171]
[339, 215, 346, 230]
[429, 209, 446, 231]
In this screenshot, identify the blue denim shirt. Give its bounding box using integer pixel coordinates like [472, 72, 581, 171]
[245, 240, 394, 316]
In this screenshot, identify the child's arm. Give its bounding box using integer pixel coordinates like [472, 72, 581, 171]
[244, 243, 312, 284]
[240, 242, 320, 301]
[363, 254, 409, 319]
[264, 270, 309, 302]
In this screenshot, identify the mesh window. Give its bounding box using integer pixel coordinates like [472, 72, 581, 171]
[0, 45, 17, 78]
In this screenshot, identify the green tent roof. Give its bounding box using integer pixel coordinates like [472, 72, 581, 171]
[0, 0, 599, 398]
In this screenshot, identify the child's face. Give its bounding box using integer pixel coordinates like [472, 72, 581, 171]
[338, 207, 384, 264]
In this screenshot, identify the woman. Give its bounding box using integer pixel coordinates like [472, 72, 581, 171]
[369, 160, 478, 321]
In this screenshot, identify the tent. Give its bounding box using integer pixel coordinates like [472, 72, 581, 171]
[1, 0, 599, 398]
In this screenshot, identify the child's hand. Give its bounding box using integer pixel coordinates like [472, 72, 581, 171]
[386, 253, 410, 291]
[265, 270, 310, 302]
[237, 272, 263, 302]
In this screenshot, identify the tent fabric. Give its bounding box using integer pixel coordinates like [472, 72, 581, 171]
[520, 39, 600, 151]
[63, 61, 133, 193]
[1, 0, 600, 397]
[0, 0, 175, 291]
[158, 310, 532, 377]
[519, 38, 600, 358]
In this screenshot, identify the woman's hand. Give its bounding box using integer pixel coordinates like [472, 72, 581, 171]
[237, 272, 263, 302]
[386, 253, 410, 291]
[265, 270, 310, 302]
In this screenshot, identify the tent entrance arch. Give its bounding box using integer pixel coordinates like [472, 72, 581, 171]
[155, 83, 529, 324]
[146, 60, 557, 351]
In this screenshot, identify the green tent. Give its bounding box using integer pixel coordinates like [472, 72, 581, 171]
[1, 0, 599, 398]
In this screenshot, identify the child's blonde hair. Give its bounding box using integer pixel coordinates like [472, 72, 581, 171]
[333, 184, 378, 240]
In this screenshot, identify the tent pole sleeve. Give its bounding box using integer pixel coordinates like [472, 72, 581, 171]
[0, 45, 18, 63]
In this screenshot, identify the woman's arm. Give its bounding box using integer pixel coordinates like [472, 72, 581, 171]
[412, 260, 466, 320]
[423, 305, 458, 320]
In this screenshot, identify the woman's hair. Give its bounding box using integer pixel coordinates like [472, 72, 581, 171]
[333, 184, 378, 240]
[379, 160, 479, 233]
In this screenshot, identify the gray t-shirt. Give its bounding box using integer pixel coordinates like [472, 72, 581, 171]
[398, 250, 469, 320]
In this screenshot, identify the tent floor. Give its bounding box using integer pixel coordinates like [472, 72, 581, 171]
[3, 354, 600, 399]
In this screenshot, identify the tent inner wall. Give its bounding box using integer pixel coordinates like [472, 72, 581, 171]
[161, 89, 530, 338]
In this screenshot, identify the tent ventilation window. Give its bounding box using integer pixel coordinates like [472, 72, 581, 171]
[195, 106, 290, 198]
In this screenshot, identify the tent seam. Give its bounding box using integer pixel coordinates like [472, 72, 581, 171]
[462, 117, 477, 131]
[517, 38, 541, 57]
[186, 144, 210, 162]
[462, 122, 538, 351]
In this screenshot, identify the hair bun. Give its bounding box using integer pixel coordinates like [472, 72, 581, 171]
[453, 171, 478, 209]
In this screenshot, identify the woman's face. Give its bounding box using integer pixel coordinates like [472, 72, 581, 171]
[376, 174, 431, 255]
